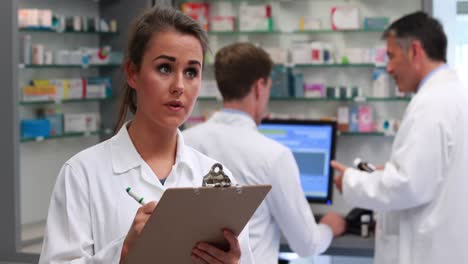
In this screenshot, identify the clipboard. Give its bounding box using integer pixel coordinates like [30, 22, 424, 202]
[124, 184, 271, 264]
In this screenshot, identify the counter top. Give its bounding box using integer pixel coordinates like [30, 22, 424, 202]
[280, 234, 375, 257]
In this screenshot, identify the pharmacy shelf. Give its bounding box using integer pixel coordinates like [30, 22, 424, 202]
[208, 30, 281, 35]
[339, 132, 391, 137]
[294, 63, 381, 68]
[20, 129, 112, 143]
[19, 64, 121, 69]
[181, 0, 272, 3]
[19, 28, 119, 35]
[208, 29, 383, 36]
[365, 97, 411, 102]
[19, 97, 112, 105]
[208, 30, 383, 35]
[292, 29, 383, 34]
[205, 63, 385, 68]
[270, 97, 410, 102]
[197, 96, 411, 102]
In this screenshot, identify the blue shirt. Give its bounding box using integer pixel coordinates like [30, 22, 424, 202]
[417, 64, 449, 91]
[221, 108, 254, 121]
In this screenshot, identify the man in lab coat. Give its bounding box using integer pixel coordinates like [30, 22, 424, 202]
[184, 43, 346, 263]
[332, 11, 468, 264]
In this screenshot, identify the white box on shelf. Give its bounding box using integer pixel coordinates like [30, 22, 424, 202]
[44, 50, 53, 64]
[55, 50, 71, 65]
[64, 113, 100, 133]
[210, 16, 235, 32]
[38, 9, 52, 28]
[86, 47, 111, 64]
[290, 42, 312, 64]
[373, 46, 387, 66]
[331, 6, 360, 30]
[69, 79, 85, 99]
[337, 106, 350, 131]
[239, 4, 271, 31]
[239, 17, 270, 31]
[343, 48, 371, 64]
[372, 69, 390, 98]
[299, 17, 322, 31]
[217, 2, 235, 16]
[18, 9, 29, 28]
[239, 4, 270, 18]
[200, 80, 221, 98]
[264, 47, 287, 64]
[86, 83, 107, 99]
[32, 44, 44, 65]
[64, 114, 87, 133]
[310, 42, 324, 64]
[18, 9, 40, 28]
[49, 80, 65, 101]
[69, 50, 83, 65]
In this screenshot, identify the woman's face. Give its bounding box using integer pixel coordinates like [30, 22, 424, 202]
[127, 30, 203, 130]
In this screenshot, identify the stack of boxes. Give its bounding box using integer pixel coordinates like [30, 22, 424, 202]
[337, 105, 374, 133]
[239, 4, 273, 32]
[22, 77, 112, 102]
[21, 111, 101, 139]
[18, 8, 118, 33]
[182, 2, 274, 32]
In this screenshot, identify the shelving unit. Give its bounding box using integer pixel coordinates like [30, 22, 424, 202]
[189, 0, 418, 137]
[208, 29, 383, 35]
[293, 63, 381, 68]
[0, 0, 155, 260]
[204, 63, 385, 68]
[20, 129, 112, 143]
[197, 96, 411, 102]
[340, 132, 389, 137]
[19, 28, 119, 35]
[19, 97, 112, 105]
[19, 63, 121, 69]
[14, 1, 132, 256]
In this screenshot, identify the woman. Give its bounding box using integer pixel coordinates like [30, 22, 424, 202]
[39, 6, 253, 264]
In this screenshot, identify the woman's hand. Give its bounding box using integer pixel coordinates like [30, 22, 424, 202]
[191, 230, 241, 264]
[120, 201, 158, 263]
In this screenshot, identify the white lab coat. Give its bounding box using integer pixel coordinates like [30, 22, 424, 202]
[183, 110, 333, 264]
[343, 66, 468, 264]
[39, 122, 255, 264]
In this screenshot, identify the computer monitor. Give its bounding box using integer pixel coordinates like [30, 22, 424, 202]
[258, 119, 337, 204]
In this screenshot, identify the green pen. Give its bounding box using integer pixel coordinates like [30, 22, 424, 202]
[126, 187, 146, 205]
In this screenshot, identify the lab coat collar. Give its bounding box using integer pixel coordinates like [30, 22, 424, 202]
[209, 109, 257, 129]
[110, 121, 192, 175]
[417, 64, 449, 92]
[110, 122, 142, 174]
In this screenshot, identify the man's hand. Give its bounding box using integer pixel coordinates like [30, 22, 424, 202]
[121, 201, 158, 263]
[331, 160, 347, 193]
[192, 230, 241, 264]
[320, 212, 346, 237]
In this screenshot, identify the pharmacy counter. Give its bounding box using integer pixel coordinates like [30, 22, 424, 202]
[280, 234, 374, 258]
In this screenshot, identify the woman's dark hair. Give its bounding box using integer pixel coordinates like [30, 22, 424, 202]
[115, 6, 208, 132]
[383, 11, 447, 62]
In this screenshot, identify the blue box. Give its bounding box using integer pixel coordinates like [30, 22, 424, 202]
[270, 65, 289, 98]
[46, 113, 64, 136]
[349, 106, 359, 132]
[364, 17, 389, 30]
[87, 77, 112, 98]
[290, 73, 304, 98]
[21, 119, 51, 139]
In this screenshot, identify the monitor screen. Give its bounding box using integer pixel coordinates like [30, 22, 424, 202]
[258, 119, 337, 204]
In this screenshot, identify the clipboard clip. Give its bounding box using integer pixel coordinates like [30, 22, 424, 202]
[202, 163, 232, 188]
